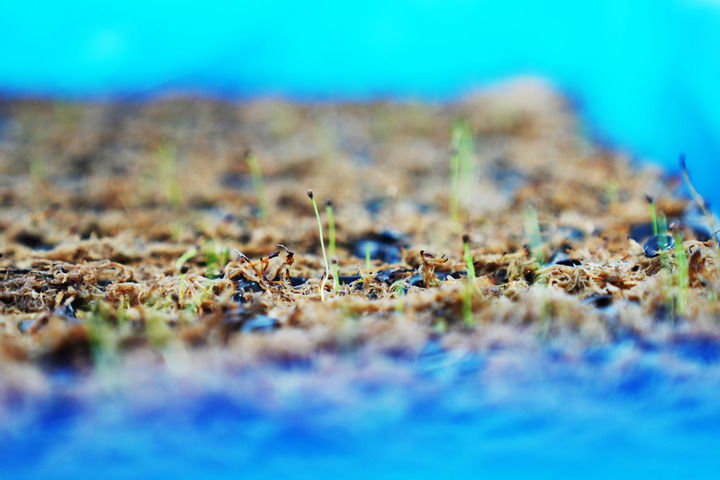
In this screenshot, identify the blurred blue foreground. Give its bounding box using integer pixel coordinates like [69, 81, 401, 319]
[3, 338, 720, 479]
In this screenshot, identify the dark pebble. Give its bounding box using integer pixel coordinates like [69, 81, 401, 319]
[629, 223, 656, 242]
[554, 258, 582, 267]
[338, 274, 362, 285]
[241, 314, 278, 334]
[18, 319, 35, 333]
[289, 276, 307, 287]
[218, 172, 250, 189]
[364, 198, 385, 217]
[436, 271, 465, 281]
[56, 304, 79, 323]
[407, 273, 424, 287]
[582, 294, 613, 309]
[13, 231, 55, 250]
[375, 268, 412, 285]
[690, 224, 717, 242]
[643, 234, 675, 258]
[351, 230, 407, 264]
[397, 271, 465, 288]
[0, 268, 31, 275]
[232, 278, 264, 303]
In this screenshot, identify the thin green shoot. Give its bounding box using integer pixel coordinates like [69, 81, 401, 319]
[246, 151, 269, 221]
[395, 282, 405, 314]
[655, 212, 676, 322]
[604, 180, 619, 204]
[175, 246, 198, 272]
[680, 154, 718, 247]
[156, 143, 181, 207]
[29, 156, 47, 183]
[462, 233, 475, 327]
[86, 300, 114, 362]
[175, 246, 198, 308]
[331, 257, 340, 295]
[449, 120, 475, 229]
[365, 242, 372, 269]
[524, 205, 544, 265]
[307, 189, 330, 301]
[645, 195, 658, 236]
[673, 232, 689, 317]
[449, 145, 460, 226]
[203, 242, 230, 279]
[326, 200, 336, 258]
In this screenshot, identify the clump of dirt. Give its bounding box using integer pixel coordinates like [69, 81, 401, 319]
[1, 78, 719, 373]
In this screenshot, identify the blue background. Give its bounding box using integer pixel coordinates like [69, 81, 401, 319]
[1, 0, 719, 207]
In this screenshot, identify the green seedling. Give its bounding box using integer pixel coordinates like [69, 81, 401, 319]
[645, 195, 659, 236]
[449, 120, 475, 229]
[462, 233, 476, 327]
[175, 246, 198, 272]
[365, 242, 372, 269]
[203, 241, 229, 279]
[85, 300, 117, 364]
[326, 200, 336, 258]
[604, 180, 619, 204]
[651, 210, 680, 323]
[156, 142, 181, 207]
[332, 257, 340, 295]
[307, 189, 330, 301]
[246, 151, 269, 221]
[395, 282, 405, 314]
[29, 156, 47, 183]
[673, 232, 689, 317]
[524, 204, 544, 265]
[433, 319, 448, 335]
[175, 246, 198, 307]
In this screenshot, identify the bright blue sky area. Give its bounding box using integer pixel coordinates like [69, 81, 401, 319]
[1, 0, 719, 205]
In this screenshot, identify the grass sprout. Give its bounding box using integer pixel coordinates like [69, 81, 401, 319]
[673, 232, 689, 317]
[175, 246, 198, 307]
[449, 120, 475, 229]
[246, 151, 269, 221]
[524, 204, 544, 265]
[156, 142, 181, 207]
[462, 233, 476, 327]
[175, 247, 198, 272]
[203, 241, 229, 279]
[645, 195, 659, 236]
[332, 257, 340, 295]
[308, 189, 330, 301]
[395, 282, 405, 314]
[326, 200, 336, 258]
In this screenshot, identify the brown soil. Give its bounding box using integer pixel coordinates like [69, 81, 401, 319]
[1, 78, 718, 372]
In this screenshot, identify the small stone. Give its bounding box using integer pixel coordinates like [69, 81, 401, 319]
[241, 315, 278, 333]
[643, 234, 675, 258]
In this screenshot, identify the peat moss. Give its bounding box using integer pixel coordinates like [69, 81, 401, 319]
[0, 79, 719, 371]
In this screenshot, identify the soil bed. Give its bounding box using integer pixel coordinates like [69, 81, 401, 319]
[1, 79, 719, 379]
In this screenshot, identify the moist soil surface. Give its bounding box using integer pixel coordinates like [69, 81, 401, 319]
[1, 79, 719, 380]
